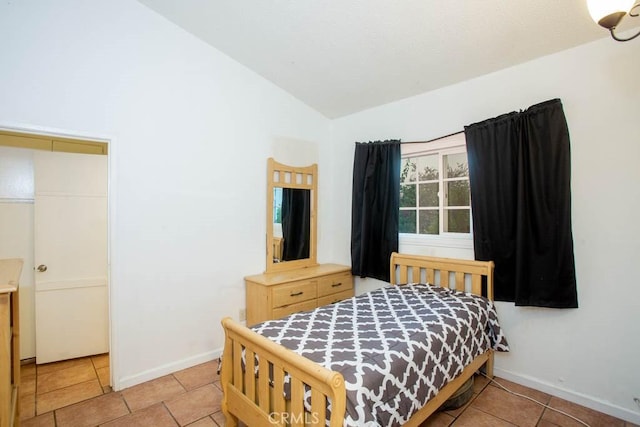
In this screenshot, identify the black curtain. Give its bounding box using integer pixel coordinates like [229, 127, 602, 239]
[351, 140, 401, 282]
[465, 99, 577, 308]
[281, 188, 310, 261]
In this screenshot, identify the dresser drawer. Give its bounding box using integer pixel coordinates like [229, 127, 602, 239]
[317, 271, 353, 298]
[272, 299, 317, 320]
[272, 280, 317, 308]
[317, 289, 354, 307]
[245, 264, 352, 325]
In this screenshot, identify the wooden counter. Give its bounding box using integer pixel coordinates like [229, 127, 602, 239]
[1, 258, 23, 427]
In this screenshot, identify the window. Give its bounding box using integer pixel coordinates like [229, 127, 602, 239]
[273, 187, 283, 224]
[399, 133, 471, 237]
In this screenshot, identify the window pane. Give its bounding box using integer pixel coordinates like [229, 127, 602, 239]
[273, 187, 282, 223]
[445, 209, 470, 233]
[417, 155, 438, 180]
[401, 158, 417, 183]
[444, 153, 468, 178]
[418, 210, 439, 235]
[399, 210, 417, 233]
[445, 180, 470, 206]
[400, 184, 416, 207]
[418, 183, 438, 207]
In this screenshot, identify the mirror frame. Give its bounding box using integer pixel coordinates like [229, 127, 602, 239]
[266, 157, 318, 273]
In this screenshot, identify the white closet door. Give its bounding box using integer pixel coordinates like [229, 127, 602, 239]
[34, 151, 108, 364]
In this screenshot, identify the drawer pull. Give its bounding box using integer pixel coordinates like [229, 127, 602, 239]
[331, 282, 342, 288]
[290, 291, 304, 297]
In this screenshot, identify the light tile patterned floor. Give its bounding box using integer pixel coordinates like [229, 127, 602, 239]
[19, 356, 637, 426]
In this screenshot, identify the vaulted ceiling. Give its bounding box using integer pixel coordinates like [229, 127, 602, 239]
[137, 0, 630, 118]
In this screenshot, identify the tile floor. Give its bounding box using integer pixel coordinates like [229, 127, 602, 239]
[19, 356, 637, 427]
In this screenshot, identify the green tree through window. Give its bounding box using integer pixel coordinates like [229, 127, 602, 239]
[400, 142, 470, 236]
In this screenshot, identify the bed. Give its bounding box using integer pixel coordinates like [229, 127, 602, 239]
[220, 253, 509, 426]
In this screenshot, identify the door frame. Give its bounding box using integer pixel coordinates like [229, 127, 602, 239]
[0, 124, 116, 388]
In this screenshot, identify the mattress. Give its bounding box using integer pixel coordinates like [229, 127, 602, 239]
[251, 283, 509, 426]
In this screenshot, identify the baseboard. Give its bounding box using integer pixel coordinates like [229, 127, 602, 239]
[494, 368, 640, 425]
[20, 357, 36, 365]
[114, 347, 223, 391]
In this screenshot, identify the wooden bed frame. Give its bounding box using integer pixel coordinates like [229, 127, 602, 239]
[220, 253, 495, 426]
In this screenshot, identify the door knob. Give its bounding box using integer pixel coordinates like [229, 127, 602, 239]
[37, 264, 48, 272]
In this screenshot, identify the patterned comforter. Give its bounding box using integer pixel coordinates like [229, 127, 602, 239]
[252, 284, 509, 426]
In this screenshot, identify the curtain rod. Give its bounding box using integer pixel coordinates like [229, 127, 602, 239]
[401, 130, 463, 145]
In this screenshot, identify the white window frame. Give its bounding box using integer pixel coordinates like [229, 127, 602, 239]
[399, 133, 473, 249]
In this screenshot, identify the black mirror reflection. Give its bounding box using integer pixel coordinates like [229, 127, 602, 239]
[273, 188, 310, 262]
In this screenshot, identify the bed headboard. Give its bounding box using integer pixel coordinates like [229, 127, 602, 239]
[389, 252, 495, 300]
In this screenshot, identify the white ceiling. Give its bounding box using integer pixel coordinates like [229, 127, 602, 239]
[137, 0, 628, 118]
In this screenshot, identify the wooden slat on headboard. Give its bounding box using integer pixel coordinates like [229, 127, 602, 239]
[389, 252, 494, 299]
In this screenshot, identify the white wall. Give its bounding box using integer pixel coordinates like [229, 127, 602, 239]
[330, 39, 640, 423]
[0, 0, 330, 390]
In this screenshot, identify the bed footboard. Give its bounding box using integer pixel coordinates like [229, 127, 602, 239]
[220, 317, 346, 427]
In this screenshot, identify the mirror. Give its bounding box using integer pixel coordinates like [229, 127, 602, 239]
[266, 158, 317, 273]
[273, 187, 310, 261]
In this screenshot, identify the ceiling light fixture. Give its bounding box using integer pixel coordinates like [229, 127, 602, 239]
[587, 0, 640, 41]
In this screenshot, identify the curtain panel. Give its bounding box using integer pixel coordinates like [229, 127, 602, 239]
[351, 140, 401, 282]
[281, 188, 310, 261]
[465, 99, 578, 308]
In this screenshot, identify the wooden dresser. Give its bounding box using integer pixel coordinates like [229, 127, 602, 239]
[1, 258, 23, 427]
[245, 264, 353, 326]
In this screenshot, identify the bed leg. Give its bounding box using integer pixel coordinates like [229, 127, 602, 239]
[484, 350, 494, 378]
[222, 407, 238, 427]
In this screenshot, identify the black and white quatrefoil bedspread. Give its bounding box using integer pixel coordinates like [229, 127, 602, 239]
[251, 284, 509, 427]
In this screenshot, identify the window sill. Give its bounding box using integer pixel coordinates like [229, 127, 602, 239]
[399, 233, 473, 250]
